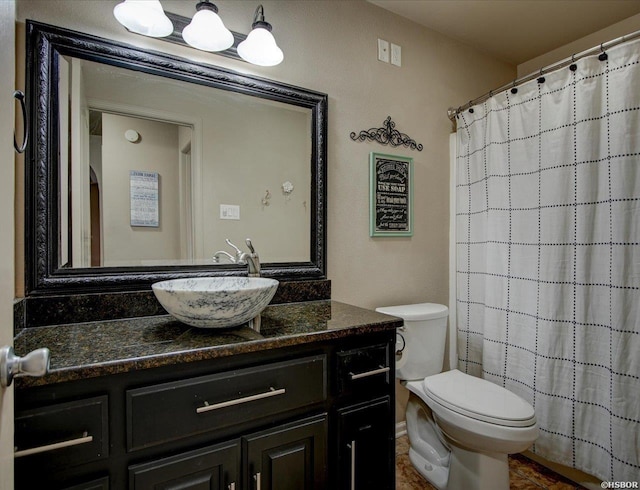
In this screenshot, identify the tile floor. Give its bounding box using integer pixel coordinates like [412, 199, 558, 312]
[396, 435, 586, 489]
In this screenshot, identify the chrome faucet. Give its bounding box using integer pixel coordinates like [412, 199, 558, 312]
[212, 238, 261, 277]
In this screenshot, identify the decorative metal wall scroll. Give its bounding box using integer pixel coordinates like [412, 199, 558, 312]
[350, 116, 423, 151]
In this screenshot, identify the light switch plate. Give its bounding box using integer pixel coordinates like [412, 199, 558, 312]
[378, 39, 390, 63]
[220, 204, 240, 220]
[391, 43, 401, 67]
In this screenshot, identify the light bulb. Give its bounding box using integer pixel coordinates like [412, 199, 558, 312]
[238, 26, 283, 66]
[182, 2, 234, 52]
[113, 0, 173, 38]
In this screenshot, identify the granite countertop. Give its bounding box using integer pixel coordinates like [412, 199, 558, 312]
[14, 300, 402, 388]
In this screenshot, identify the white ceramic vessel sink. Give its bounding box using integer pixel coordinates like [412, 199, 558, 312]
[152, 277, 279, 328]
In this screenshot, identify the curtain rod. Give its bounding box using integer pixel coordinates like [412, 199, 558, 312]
[447, 28, 640, 121]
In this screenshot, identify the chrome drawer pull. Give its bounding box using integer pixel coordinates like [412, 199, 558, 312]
[14, 432, 93, 458]
[348, 440, 356, 490]
[349, 365, 390, 380]
[197, 387, 286, 414]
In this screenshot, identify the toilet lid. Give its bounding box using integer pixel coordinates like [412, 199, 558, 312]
[422, 370, 536, 427]
[376, 303, 448, 321]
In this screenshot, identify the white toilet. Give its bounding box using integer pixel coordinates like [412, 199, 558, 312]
[375, 303, 538, 490]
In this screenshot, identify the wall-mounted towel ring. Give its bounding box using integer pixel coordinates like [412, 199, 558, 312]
[13, 90, 28, 154]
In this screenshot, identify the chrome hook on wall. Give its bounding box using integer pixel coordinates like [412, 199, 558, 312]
[261, 189, 271, 207]
[13, 90, 28, 154]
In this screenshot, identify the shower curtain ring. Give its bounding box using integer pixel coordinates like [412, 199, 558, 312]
[510, 80, 518, 94]
[570, 54, 578, 72]
[598, 43, 608, 61]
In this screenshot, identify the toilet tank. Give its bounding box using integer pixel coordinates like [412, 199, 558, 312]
[375, 303, 449, 381]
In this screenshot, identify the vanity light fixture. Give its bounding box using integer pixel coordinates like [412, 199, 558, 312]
[181, 0, 234, 52]
[237, 5, 284, 66]
[113, 0, 173, 38]
[114, 1, 284, 66]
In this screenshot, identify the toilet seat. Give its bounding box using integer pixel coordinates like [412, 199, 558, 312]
[421, 370, 536, 428]
[406, 374, 538, 456]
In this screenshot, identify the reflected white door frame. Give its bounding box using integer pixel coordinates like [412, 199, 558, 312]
[84, 98, 203, 262]
[179, 142, 194, 260]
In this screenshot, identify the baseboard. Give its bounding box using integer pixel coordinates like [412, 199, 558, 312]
[395, 421, 407, 438]
[523, 451, 602, 490]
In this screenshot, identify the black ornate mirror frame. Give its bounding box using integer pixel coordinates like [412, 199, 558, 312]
[25, 21, 327, 296]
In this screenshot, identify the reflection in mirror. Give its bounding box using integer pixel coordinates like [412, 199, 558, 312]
[58, 57, 311, 269]
[26, 21, 326, 295]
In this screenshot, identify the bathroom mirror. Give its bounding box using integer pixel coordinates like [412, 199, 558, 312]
[25, 21, 327, 295]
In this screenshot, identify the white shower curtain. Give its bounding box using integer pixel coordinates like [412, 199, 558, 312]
[455, 38, 640, 482]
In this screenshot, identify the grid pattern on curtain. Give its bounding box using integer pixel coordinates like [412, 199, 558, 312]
[455, 38, 640, 482]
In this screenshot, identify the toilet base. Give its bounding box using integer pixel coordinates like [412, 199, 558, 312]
[409, 444, 509, 490]
[409, 446, 448, 490]
[446, 445, 509, 490]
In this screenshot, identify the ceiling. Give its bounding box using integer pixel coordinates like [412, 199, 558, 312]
[368, 0, 640, 65]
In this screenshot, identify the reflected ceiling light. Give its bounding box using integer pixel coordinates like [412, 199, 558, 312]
[113, 0, 174, 38]
[237, 5, 284, 66]
[181, 0, 234, 52]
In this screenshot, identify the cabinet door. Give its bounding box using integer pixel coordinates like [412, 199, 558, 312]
[337, 397, 394, 490]
[244, 414, 327, 490]
[62, 476, 109, 490]
[129, 440, 240, 490]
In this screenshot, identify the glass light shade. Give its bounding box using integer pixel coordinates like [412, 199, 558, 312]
[113, 0, 173, 38]
[182, 9, 234, 52]
[237, 27, 284, 66]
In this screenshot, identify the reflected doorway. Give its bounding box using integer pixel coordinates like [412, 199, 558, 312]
[89, 168, 101, 266]
[84, 109, 196, 267]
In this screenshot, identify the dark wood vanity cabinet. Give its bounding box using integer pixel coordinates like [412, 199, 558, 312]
[242, 414, 327, 490]
[333, 342, 395, 490]
[336, 398, 394, 490]
[128, 439, 240, 489]
[128, 414, 327, 490]
[15, 331, 395, 490]
[125, 356, 327, 452]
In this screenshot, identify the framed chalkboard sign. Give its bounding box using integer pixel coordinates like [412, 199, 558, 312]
[369, 152, 413, 237]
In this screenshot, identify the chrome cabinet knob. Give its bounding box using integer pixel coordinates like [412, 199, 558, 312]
[0, 346, 50, 388]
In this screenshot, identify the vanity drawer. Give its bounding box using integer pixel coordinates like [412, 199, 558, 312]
[336, 343, 391, 395]
[127, 354, 327, 451]
[14, 395, 109, 469]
